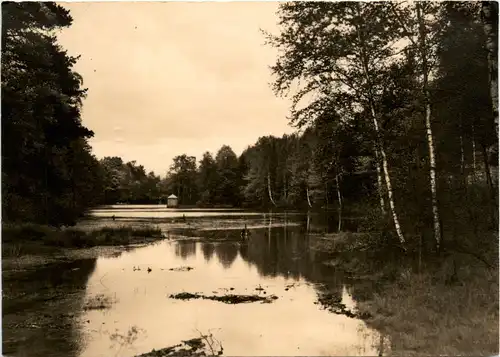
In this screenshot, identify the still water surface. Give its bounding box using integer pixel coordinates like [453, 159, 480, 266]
[78, 208, 383, 356]
[5, 208, 387, 357]
[80, 238, 383, 356]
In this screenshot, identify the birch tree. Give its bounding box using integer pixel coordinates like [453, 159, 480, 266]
[241, 136, 280, 207]
[390, 2, 444, 250]
[265, 2, 407, 246]
[416, 2, 442, 250]
[313, 109, 362, 229]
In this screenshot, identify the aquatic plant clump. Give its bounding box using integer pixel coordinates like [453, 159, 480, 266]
[2, 223, 164, 249]
[169, 292, 278, 304]
[315, 293, 370, 319]
[83, 293, 118, 311]
[137, 335, 223, 357]
[169, 266, 194, 272]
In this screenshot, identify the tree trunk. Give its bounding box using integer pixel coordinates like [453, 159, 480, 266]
[482, 143, 495, 197]
[472, 123, 477, 175]
[267, 171, 277, 207]
[335, 174, 342, 233]
[379, 141, 406, 246]
[378, 334, 385, 357]
[72, 173, 76, 218]
[355, 8, 405, 246]
[482, 1, 499, 137]
[306, 211, 311, 234]
[375, 148, 386, 214]
[284, 211, 288, 242]
[460, 132, 466, 187]
[417, 3, 442, 252]
[283, 171, 287, 203]
[481, 143, 497, 226]
[325, 182, 329, 209]
[268, 212, 272, 249]
[364, 99, 407, 246]
[306, 185, 312, 208]
[44, 148, 49, 224]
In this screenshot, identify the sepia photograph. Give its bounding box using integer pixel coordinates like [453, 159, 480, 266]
[1, 1, 499, 356]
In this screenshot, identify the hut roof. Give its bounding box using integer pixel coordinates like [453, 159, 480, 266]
[168, 194, 178, 199]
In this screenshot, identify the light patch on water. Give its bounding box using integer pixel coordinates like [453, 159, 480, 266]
[90, 209, 264, 219]
[77, 239, 385, 357]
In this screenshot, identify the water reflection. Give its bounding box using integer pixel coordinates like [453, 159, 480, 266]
[175, 240, 197, 260]
[5, 210, 389, 357]
[187, 225, 344, 301]
[77, 236, 384, 357]
[201, 242, 215, 262]
[3, 259, 97, 357]
[214, 242, 239, 269]
[73, 219, 383, 357]
[302, 211, 361, 234]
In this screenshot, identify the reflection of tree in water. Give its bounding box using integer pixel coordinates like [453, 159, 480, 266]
[3, 259, 97, 357]
[239, 241, 249, 264]
[342, 249, 408, 303]
[239, 220, 389, 354]
[201, 242, 215, 262]
[214, 242, 239, 269]
[175, 241, 197, 260]
[241, 224, 343, 297]
[302, 212, 361, 234]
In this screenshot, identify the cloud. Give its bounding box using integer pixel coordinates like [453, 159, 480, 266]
[58, 2, 293, 173]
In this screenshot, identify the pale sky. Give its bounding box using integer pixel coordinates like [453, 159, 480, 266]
[57, 1, 294, 176]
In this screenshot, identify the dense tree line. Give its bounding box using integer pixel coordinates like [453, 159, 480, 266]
[2, 2, 103, 226]
[265, 1, 498, 251]
[3, 1, 497, 245]
[96, 128, 373, 209]
[99, 157, 161, 204]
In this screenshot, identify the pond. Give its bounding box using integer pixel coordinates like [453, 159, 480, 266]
[3, 207, 388, 357]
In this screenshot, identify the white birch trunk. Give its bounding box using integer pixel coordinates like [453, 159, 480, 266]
[268, 213, 271, 250]
[378, 136, 406, 245]
[306, 186, 312, 208]
[335, 174, 342, 233]
[374, 148, 386, 214]
[267, 172, 277, 207]
[425, 101, 442, 250]
[367, 101, 406, 245]
[365, 89, 405, 245]
[354, 8, 405, 246]
[417, 3, 442, 251]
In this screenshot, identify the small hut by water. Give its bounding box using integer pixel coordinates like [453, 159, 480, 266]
[167, 194, 178, 208]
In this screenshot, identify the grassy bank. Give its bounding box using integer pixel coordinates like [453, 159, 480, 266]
[313, 230, 499, 356]
[356, 260, 498, 356]
[2, 223, 164, 257]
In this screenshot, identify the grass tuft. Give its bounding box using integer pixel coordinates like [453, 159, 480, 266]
[353, 254, 499, 356]
[2, 223, 164, 252]
[83, 293, 117, 311]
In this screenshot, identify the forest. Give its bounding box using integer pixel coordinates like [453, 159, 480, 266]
[2, 2, 498, 251]
[2, 3, 498, 356]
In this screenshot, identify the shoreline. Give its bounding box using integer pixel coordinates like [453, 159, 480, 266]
[2, 222, 498, 357]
